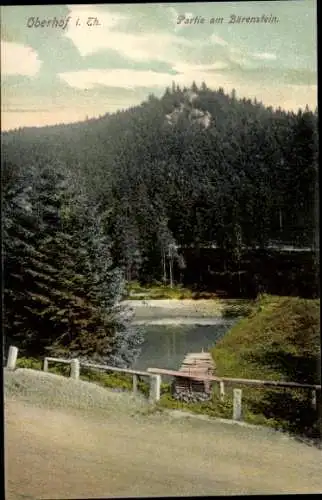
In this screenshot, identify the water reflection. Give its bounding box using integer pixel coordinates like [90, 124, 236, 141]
[132, 320, 235, 372]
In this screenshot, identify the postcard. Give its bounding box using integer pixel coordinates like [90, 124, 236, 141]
[2, 2, 320, 499]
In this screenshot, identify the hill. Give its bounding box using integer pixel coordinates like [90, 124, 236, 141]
[2, 83, 318, 296]
[211, 295, 321, 438]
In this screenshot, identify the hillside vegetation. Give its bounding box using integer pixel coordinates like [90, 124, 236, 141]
[2, 83, 318, 296]
[212, 295, 321, 439]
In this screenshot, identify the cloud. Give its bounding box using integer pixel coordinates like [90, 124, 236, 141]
[169, 6, 182, 31]
[227, 47, 255, 69]
[58, 68, 177, 90]
[57, 66, 317, 113]
[1, 109, 91, 130]
[65, 4, 211, 66]
[2, 107, 50, 113]
[66, 26, 195, 66]
[58, 62, 237, 92]
[210, 34, 229, 47]
[169, 7, 198, 30]
[65, 5, 132, 57]
[57, 65, 238, 94]
[250, 52, 277, 61]
[173, 62, 230, 73]
[1, 41, 42, 76]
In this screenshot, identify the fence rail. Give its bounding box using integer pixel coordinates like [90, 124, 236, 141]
[5, 347, 321, 423]
[146, 367, 322, 390]
[43, 356, 161, 403]
[147, 367, 321, 415]
[80, 361, 151, 378]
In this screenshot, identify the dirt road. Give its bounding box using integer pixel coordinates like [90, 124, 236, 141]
[5, 398, 322, 499]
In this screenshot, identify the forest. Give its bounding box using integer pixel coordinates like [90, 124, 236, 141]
[2, 82, 319, 363]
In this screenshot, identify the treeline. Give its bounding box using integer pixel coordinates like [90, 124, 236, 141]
[3, 159, 143, 363]
[179, 247, 319, 298]
[2, 82, 319, 297]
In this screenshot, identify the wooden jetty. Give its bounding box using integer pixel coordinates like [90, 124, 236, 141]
[173, 351, 216, 400]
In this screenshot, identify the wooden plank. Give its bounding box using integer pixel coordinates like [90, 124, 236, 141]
[182, 358, 213, 364]
[181, 362, 213, 367]
[45, 358, 152, 378]
[81, 362, 151, 378]
[147, 368, 321, 390]
[190, 354, 212, 358]
[148, 368, 218, 379]
[45, 357, 73, 364]
[181, 362, 213, 365]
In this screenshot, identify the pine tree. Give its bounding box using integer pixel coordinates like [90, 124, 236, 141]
[191, 81, 198, 92]
[112, 205, 142, 282]
[201, 81, 207, 92]
[3, 161, 143, 366]
[52, 187, 143, 367]
[3, 160, 39, 354]
[4, 163, 91, 356]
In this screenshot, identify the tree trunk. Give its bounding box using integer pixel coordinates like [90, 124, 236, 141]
[169, 255, 174, 288]
[279, 209, 283, 232]
[162, 249, 167, 284]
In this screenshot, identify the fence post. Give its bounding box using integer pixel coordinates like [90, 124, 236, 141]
[70, 359, 80, 380]
[149, 374, 161, 403]
[133, 374, 138, 395]
[43, 358, 48, 372]
[6, 346, 18, 370]
[219, 381, 225, 401]
[233, 388, 242, 421]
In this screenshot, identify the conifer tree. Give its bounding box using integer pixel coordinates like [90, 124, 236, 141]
[3, 160, 38, 353]
[3, 161, 143, 366]
[47, 185, 143, 367]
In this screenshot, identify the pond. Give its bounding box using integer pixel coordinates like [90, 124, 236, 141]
[132, 320, 236, 373]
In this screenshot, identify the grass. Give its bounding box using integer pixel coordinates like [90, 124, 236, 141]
[126, 280, 254, 317]
[126, 281, 221, 300]
[156, 385, 276, 429]
[211, 294, 320, 381]
[210, 294, 321, 438]
[15, 356, 171, 400]
[127, 281, 194, 299]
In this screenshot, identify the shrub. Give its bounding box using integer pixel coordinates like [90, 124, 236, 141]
[16, 357, 42, 370]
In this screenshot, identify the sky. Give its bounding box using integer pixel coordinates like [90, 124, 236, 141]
[1, 1, 317, 131]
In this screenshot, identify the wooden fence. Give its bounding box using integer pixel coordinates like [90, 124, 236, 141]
[6, 347, 321, 423]
[43, 357, 161, 403]
[147, 367, 321, 421]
